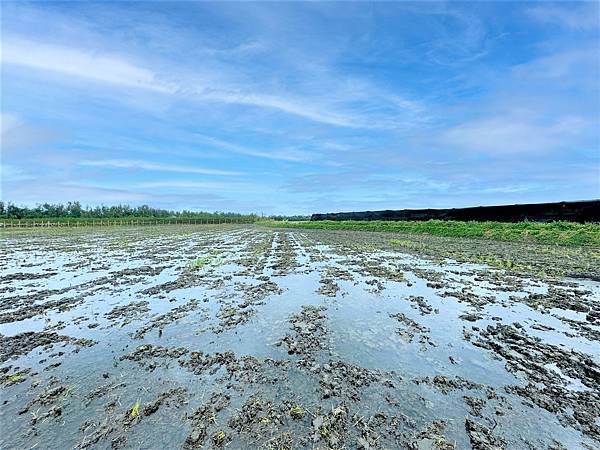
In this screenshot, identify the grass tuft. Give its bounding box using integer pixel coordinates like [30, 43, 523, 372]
[289, 405, 305, 419]
[130, 400, 141, 419]
[213, 430, 226, 445]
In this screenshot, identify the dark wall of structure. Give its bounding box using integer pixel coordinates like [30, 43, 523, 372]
[311, 200, 600, 223]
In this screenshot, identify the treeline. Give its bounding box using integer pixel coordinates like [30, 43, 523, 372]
[268, 215, 310, 222]
[0, 201, 259, 220]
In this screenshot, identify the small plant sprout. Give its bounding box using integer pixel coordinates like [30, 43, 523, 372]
[7, 373, 25, 384]
[188, 256, 211, 270]
[289, 405, 305, 419]
[64, 385, 75, 396]
[130, 400, 141, 419]
[260, 416, 271, 425]
[213, 430, 226, 445]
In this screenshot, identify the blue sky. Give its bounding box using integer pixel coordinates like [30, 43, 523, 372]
[1, 1, 599, 215]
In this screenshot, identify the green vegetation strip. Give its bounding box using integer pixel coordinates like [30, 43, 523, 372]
[260, 220, 600, 247]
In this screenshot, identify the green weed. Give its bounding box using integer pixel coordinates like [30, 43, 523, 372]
[6, 373, 26, 384]
[188, 256, 211, 269]
[389, 238, 422, 249]
[187, 254, 226, 270]
[64, 384, 75, 396]
[289, 405, 305, 419]
[213, 430, 226, 445]
[130, 400, 141, 419]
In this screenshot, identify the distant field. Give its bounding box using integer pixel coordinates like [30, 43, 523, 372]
[262, 220, 600, 246]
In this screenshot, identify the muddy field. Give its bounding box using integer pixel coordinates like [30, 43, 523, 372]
[1, 225, 599, 450]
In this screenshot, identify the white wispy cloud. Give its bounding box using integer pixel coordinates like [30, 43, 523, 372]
[1, 38, 175, 93]
[134, 180, 255, 192]
[1, 35, 425, 130]
[526, 4, 600, 30]
[192, 134, 312, 162]
[79, 159, 243, 176]
[0, 113, 22, 134]
[202, 91, 362, 128]
[7, 181, 228, 208]
[512, 48, 599, 81]
[1, 164, 35, 183]
[413, 5, 490, 67]
[0, 112, 59, 153]
[438, 115, 589, 155]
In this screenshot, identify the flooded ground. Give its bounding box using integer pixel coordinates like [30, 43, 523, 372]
[1, 225, 599, 449]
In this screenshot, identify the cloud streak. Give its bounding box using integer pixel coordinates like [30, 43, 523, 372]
[191, 134, 312, 162]
[1, 38, 173, 93]
[437, 115, 590, 155]
[526, 4, 600, 30]
[79, 159, 243, 176]
[1, 36, 418, 129]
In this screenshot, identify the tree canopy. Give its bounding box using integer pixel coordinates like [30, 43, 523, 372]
[0, 201, 259, 220]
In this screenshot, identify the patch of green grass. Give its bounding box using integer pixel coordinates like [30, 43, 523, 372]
[6, 373, 26, 384]
[319, 424, 330, 438]
[260, 220, 600, 247]
[187, 253, 226, 270]
[188, 256, 212, 269]
[475, 255, 529, 272]
[389, 238, 423, 249]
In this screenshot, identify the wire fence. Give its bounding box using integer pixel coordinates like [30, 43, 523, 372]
[0, 218, 256, 228]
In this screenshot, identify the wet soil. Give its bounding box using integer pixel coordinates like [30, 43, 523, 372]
[0, 225, 598, 449]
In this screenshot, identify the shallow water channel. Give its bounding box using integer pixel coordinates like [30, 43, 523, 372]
[1, 226, 599, 449]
